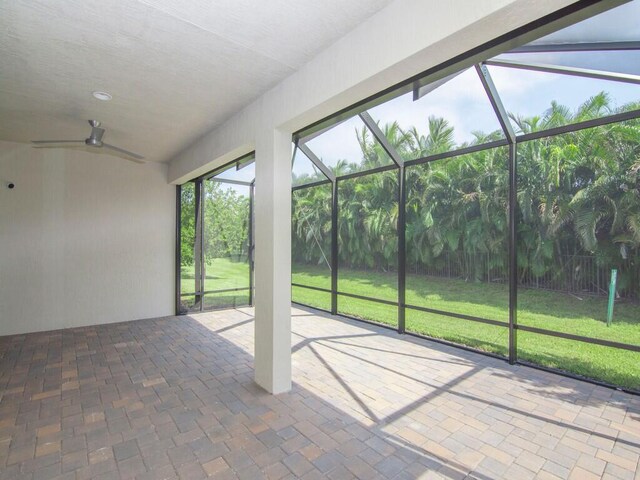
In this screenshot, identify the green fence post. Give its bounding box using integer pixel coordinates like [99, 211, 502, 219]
[607, 268, 617, 327]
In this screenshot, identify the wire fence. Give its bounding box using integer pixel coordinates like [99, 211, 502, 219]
[412, 252, 506, 284]
[412, 252, 639, 299]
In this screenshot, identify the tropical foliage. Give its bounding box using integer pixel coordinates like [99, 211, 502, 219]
[180, 180, 250, 266]
[180, 182, 197, 266]
[292, 93, 640, 298]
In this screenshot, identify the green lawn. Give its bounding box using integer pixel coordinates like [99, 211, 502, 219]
[180, 259, 639, 389]
[180, 257, 250, 294]
[180, 258, 250, 310]
[292, 263, 640, 390]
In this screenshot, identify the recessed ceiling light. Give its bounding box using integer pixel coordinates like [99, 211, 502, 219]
[92, 91, 112, 101]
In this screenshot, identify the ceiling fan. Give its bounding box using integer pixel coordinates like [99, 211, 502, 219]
[32, 120, 145, 163]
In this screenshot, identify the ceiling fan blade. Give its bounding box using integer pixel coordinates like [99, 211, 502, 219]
[32, 140, 84, 144]
[102, 143, 145, 163]
[32, 145, 100, 156]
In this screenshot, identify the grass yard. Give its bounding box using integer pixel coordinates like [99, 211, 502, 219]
[293, 263, 640, 390]
[180, 257, 250, 294]
[180, 257, 251, 310]
[179, 258, 639, 389]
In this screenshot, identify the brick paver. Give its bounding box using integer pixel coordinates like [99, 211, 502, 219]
[0, 306, 638, 479]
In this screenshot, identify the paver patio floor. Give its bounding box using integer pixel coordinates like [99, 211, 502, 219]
[0, 306, 638, 479]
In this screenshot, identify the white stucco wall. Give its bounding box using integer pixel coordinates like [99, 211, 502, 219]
[0, 140, 175, 336]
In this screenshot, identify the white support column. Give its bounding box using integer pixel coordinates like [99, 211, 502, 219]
[254, 128, 292, 394]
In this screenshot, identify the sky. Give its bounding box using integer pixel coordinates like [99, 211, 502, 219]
[210, 160, 255, 196]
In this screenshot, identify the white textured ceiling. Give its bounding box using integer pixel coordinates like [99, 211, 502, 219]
[0, 0, 393, 162]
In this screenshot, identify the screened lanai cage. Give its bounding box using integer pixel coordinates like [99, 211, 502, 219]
[177, 153, 255, 313]
[291, 1, 640, 392]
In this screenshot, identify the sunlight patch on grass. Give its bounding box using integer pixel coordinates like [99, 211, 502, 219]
[180, 258, 250, 294]
[292, 262, 640, 390]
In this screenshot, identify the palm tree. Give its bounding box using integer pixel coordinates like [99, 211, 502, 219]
[407, 116, 456, 158]
[290, 95, 640, 298]
[292, 185, 332, 266]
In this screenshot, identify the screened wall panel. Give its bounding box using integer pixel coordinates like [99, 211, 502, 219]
[178, 181, 201, 313]
[305, 116, 394, 175]
[202, 176, 252, 310]
[203, 291, 248, 310]
[337, 171, 398, 327]
[292, 148, 330, 187]
[518, 331, 639, 391]
[291, 183, 332, 311]
[405, 148, 509, 315]
[405, 310, 508, 357]
[337, 296, 398, 328]
[292, 286, 331, 312]
[515, 122, 640, 387]
[404, 147, 509, 354]
[177, 154, 254, 314]
[180, 296, 198, 312]
[367, 67, 505, 160]
[487, 64, 640, 134]
[214, 160, 255, 183]
[286, 0, 640, 392]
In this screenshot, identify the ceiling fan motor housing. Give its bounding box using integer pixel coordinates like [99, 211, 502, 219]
[86, 120, 105, 147]
[85, 137, 103, 147]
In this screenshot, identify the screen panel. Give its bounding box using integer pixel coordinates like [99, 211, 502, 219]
[291, 183, 332, 311]
[201, 172, 252, 310]
[516, 121, 640, 384]
[404, 146, 509, 353]
[518, 331, 639, 391]
[305, 116, 395, 176]
[367, 67, 505, 161]
[337, 170, 399, 327]
[406, 310, 508, 357]
[178, 181, 202, 313]
[292, 147, 330, 187]
[487, 64, 640, 134]
[292, 286, 331, 312]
